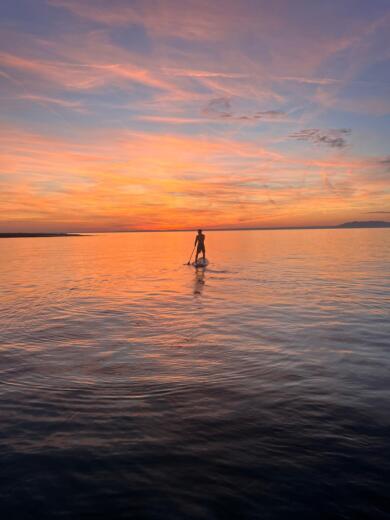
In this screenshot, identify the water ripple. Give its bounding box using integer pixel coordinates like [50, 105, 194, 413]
[1, 229, 390, 519]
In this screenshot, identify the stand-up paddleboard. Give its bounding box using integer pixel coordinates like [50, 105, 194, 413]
[193, 258, 209, 268]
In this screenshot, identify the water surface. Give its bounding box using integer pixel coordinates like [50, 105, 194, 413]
[1, 229, 389, 519]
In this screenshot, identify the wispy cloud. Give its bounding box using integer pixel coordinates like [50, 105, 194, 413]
[0, 50, 177, 92]
[202, 97, 287, 122]
[134, 115, 203, 124]
[48, 0, 275, 41]
[365, 211, 390, 214]
[18, 94, 85, 110]
[163, 68, 247, 79]
[289, 129, 351, 149]
[277, 76, 341, 86]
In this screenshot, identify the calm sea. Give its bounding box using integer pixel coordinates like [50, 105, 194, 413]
[1, 229, 389, 519]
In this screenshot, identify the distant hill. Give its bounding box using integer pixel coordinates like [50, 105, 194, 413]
[337, 221, 390, 228]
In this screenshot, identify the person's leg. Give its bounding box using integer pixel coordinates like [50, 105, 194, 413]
[195, 247, 200, 262]
[202, 246, 206, 259]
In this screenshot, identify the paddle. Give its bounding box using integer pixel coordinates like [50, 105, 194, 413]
[185, 245, 196, 265]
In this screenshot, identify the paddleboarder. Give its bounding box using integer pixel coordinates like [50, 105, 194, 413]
[194, 229, 206, 263]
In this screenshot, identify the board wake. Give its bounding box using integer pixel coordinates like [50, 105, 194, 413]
[193, 258, 209, 268]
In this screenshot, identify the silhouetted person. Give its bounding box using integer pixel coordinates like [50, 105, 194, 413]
[194, 229, 206, 262]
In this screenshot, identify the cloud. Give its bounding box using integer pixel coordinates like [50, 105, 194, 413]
[277, 76, 341, 85]
[1, 1, 389, 231]
[379, 157, 390, 168]
[48, 0, 276, 42]
[135, 115, 208, 124]
[202, 97, 231, 118]
[48, 0, 378, 82]
[18, 94, 85, 110]
[251, 110, 287, 121]
[289, 128, 351, 148]
[2, 121, 389, 231]
[202, 97, 287, 122]
[0, 50, 177, 93]
[163, 68, 247, 79]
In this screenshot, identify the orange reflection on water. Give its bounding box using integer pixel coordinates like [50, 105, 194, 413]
[2, 229, 389, 302]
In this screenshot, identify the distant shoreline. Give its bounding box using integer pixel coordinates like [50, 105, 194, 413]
[0, 233, 84, 239]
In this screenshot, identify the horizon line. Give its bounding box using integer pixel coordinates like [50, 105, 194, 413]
[1, 221, 390, 236]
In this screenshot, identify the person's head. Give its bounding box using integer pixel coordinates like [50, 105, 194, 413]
[198, 229, 202, 234]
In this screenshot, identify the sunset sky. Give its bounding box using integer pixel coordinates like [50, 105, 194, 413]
[1, 0, 389, 232]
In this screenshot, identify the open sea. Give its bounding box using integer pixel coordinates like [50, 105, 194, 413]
[1, 229, 389, 519]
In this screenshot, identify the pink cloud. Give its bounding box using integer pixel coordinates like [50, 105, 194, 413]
[18, 94, 85, 110]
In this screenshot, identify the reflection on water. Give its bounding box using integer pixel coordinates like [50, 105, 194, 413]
[0, 229, 390, 519]
[194, 266, 206, 295]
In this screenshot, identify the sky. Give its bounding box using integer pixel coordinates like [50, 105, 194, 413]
[0, 0, 389, 232]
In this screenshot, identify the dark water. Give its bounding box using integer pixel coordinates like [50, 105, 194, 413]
[1, 229, 389, 519]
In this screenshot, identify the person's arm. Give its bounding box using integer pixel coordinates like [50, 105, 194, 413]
[194, 236, 198, 246]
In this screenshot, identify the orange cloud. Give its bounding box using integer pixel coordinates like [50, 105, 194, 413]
[0, 50, 175, 93]
[1, 123, 389, 232]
